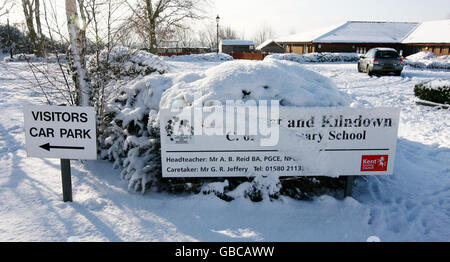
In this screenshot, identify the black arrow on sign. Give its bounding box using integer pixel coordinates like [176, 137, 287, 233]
[39, 143, 85, 151]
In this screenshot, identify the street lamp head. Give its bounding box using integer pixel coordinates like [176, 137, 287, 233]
[216, 15, 220, 23]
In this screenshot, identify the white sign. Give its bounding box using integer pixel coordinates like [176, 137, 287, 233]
[24, 105, 97, 160]
[160, 107, 400, 178]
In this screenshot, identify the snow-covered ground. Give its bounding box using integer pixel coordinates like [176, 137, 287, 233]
[0, 58, 448, 241]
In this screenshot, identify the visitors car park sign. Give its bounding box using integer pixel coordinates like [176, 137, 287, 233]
[160, 107, 400, 178]
[24, 105, 97, 160]
[23, 105, 97, 202]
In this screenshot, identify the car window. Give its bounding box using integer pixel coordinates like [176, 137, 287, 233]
[365, 49, 374, 58]
[375, 51, 399, 59]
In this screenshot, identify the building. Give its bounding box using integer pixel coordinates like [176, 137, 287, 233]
[276, 21, 419, 56]
[219, 40, 255, 53]
[256, 40, 285, 53]
[276, 23, 341, 54]
[402, 20, 450, 56]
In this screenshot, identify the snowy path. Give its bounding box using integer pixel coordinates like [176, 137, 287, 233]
[0, 60, 448, 241]
[309, 64, 450, 241]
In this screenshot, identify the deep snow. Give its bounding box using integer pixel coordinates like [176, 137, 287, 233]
[0, 58, 449, 241]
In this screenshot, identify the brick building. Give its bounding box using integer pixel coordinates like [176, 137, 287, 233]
[275, 21, 419, 56]
[402, 20, 450, 56]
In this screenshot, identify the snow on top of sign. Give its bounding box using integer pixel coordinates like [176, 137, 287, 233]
[221, 40, 255, 46]
[314, 21, 419, 43]
[403, 20, 450, 43]
[160, 59, 351, 109]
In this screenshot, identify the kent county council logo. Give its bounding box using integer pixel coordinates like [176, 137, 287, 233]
[165, 116, 194, 144]
[361, 155, 389, 172]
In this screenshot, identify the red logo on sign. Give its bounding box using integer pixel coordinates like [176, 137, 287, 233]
[361, 155, 389, 172]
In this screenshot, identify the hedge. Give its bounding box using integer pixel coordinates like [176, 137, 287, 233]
[414, 81, 450, 105]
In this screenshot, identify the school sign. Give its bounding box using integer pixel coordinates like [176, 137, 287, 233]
[160, 107, 400, 178]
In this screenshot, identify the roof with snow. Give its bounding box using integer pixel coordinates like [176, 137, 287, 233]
[276, 23, 345, 43]
[402, 20, 450, 44]
[314, 21, 419, 43]
[256, 39, 284, 50]
[220, 40, 255, 46]
[276, 21, 419, 44]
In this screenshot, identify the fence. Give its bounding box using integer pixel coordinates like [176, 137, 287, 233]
[158, 52, 203, 57]
[230, 52, 267, 60]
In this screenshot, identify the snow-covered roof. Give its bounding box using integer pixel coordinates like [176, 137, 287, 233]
[314, 21, 419, 43]
[276, 21, 419, 44]
[402, 20, 450, 44]
[256, 39, 284, 50]
[276, 23, 345, 43]
[221, 40, 255, 46]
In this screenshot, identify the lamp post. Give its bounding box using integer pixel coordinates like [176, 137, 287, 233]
[216, 15, 220, 53]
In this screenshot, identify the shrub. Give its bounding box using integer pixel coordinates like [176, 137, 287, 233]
[99, 59, 352, 200]
[414, 80, 450, 105]
[0, 24, 32, 55]
[87, 47, 168, 81]
[404, 52, 450, 70]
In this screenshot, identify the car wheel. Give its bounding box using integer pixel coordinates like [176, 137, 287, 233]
[357, 63, 362, 72]
[394, 71, 402, 76]
[367, 66, 373, 76]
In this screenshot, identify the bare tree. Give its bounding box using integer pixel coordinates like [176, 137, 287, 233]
[252, 24, 276, 47]
[125, 0, 206, 53]
[173, 27, 196, 48]
[221, 26, 239, 40]
[0, 0, 15, 17]
[21, 0, 46, 56]
[197, 23, 242, 50]
[22, 0, 42, 56]
[19, 0, 127, 109]
[197, 22, 217, 50]
[66, 0, 90, 106]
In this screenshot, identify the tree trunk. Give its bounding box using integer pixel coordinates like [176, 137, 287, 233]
[65, 0, 90, 106]
[34, 0, 45, 57]
[22, 0, 38, 56]
[145, 0, 157, 54]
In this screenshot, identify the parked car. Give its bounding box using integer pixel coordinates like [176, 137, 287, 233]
[358, 48, 404, 76]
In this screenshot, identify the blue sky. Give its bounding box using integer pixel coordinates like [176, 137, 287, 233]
[211, 0, 450, 38]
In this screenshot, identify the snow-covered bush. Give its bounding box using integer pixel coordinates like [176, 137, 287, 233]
[265, 52, 360, 64]
[163, 52, 233, 62]
[414, 79, 450, 105]
[87, 47, 168, 124]
[160, 59, 350, 108]
[87, 47, 168, 80]
[99, 59, 351, 200]
[404, 52, 450, 70]
[407, 51, 437, 61]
